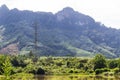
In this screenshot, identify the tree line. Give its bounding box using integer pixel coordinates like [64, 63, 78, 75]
[0, 53, 120, 79]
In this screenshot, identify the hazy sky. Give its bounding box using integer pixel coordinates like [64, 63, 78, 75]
[0, 0, 120, 29]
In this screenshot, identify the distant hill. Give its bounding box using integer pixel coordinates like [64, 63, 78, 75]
[0, 5, 120, 58]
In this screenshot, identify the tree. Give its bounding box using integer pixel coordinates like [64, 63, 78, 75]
[0, 55, 13, 80]
[36, 67, 45, 74]
[93, 54, 106, 70]
[28, 51, 34, 58]
[11, 57, 27, 68]
[108, 60, 117, 69]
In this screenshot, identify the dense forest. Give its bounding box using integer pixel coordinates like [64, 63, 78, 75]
[1, 53, 120, 79]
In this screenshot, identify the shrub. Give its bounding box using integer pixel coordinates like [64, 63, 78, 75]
[77, 63, 84, 69]
[93, 54, 107, 70]
[113, 68, 119, 74]
[102, 68, 110, 72]
[95, 68, 110, 75]
[108, 60, 117, 69]
[36, 68, 45, 75]
[56, 62, 63, 66]
[95, 69, 103, 74]
[87, 70, 94, 73]
[79, 59, 88, 63]
[74, 70, 78, 73]
[66, 61, 71, 68]
[69, 70, 73, 73]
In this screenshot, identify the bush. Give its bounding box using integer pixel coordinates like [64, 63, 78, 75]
[79, 59, 88, 63]
[68, 70, 73, 73]
[113, 68, 119, 74]
[56, 62, 63, 66]
[77, 63, 84, 69]
[36, 68, 45, 75]
[74, 70, 79, 73]
[108, 60, 117, 69]
[29, 69, 36, 74]
[102, 68, 110, 72]
[93, 54, 106, 70]
[87, 70, 94, 73]
[66, 61, 71, 68]
[95, 69, 103, 74]
[95, 68, 110, 75]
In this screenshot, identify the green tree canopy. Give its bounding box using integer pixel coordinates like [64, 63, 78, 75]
[93, 54, 106, 70]
[108, 60, 117, 69]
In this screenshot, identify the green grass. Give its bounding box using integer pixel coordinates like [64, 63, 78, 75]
[66, 44, 94, 57]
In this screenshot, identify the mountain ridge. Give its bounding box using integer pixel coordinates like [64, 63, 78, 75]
[0, 5, 120, 58]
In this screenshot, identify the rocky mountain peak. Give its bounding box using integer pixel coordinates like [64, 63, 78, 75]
[62, 7, 74, 13]
[0, 4, 9, 11]
[56, 7, 77, 21]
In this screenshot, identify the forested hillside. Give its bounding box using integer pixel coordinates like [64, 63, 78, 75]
[0, 5, 120, 58]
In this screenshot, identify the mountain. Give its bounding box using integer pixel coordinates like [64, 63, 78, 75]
[0, 5, 120, 58]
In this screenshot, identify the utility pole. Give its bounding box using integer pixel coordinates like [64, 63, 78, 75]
[33, 21, 38, 56]
[34, 22, 38, 53]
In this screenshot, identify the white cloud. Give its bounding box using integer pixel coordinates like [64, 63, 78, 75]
[0, 0, 120, 29]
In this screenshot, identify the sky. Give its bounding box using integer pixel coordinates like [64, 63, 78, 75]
[0, 0, 120, 29]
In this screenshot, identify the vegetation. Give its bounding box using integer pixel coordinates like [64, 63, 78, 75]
[92, 54, 106, 70]
[1, 4, 120, 80]
[0, 55, 35, 80]
[0, 53, 120, 80]
[1, 5, 120, 58]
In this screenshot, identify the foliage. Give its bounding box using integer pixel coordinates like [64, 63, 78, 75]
[92, 54, 107, 70]
[108, 60, 118, 69]
[36, 67, 45, 74]
[95, 68, 110, 75]
[11, 56, 27, 67]
[1, 54, 120, 79]
[95, 69, 103, 74]
[113, 68, 120, 74]
[12, 73, 35, 80]
[0, 55, 13, 80]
